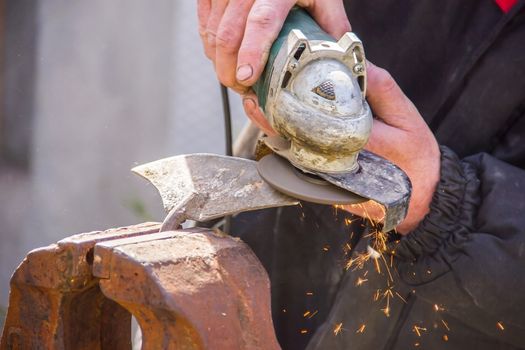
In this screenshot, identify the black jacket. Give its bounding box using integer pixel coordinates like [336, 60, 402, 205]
[231, 1, 525, 349]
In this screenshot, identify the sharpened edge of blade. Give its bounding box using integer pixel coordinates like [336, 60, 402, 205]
[131, 163, 172, 213]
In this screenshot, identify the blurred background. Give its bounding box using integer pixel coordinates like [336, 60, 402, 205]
[0, 0, 247, 308]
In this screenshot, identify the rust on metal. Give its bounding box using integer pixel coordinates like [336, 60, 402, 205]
[1, 223, 280, 349]
[0, 222, 159, 349]
[94, 227, 280, 350]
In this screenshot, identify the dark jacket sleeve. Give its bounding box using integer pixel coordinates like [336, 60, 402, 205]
[390, 145, 525, 348]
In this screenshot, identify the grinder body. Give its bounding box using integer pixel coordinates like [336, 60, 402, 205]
[253, 7, 372, 174]
[253, 8, 412, 232]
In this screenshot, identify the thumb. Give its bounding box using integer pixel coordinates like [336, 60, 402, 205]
[236, 0, 296, 87]
[242, 90, 277, 136]
[366, 61, 419, 129]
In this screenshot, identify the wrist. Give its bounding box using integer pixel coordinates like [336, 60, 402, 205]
[385, 145, 480, 261]
[397, 143, 441, 234]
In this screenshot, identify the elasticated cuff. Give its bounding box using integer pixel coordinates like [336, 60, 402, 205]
[386, 145, 480, 262]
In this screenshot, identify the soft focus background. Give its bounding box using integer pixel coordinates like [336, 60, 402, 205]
[0, 0, 246, 307]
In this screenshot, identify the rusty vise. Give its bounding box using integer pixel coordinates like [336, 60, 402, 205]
[0, 223, 280, 349]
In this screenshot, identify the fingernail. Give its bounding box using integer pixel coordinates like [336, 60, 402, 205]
[236, 64, 253, 81]
[243, 97, 256, 111]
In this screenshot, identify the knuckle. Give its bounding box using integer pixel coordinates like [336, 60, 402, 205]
[216, 26, 241, 52]
[376, 69, 397, 94]
[219, 77, 249, 94]
[249, 4, 279, 29]
[217, 73, 235, 88]
[217, 71, 247, 92]
[198, 28, 208, 41]
[206, 29, 217, 45]
[232, 84, 250, 95]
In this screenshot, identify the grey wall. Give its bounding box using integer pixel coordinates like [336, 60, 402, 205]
[0, 0, 246, 306]
[3, 0, 37, 167]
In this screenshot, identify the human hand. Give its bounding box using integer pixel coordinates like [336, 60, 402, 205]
[245, 61, 441, 234]
[198, 0, 351, 132]
[357, 62, 441, 234]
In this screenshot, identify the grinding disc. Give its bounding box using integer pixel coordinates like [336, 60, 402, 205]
[257, 154, 366, 205]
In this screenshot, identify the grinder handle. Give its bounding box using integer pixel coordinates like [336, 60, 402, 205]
[253, 7, 334, 111]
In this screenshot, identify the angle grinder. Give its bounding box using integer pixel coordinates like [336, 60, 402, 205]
[254, 7, 412, 232]
[131, 7, 412, 234]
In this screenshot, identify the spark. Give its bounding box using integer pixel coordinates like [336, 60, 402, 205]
[307, 310, 318, 319]
[395, 291, 407, 304]
[443, 334, 449, 341]
[358, 203, 374, 225]
[381, 303, 390, 317]
[343, 243, 352, 255]
[356, 277, 369, 286]
[441, 319, 450, 331]
[414, 342, 420, 347]
[372, 230, 388, 253]
[300, 329, 308, 334]
[340, 205, 414, 324]
[373, 289, 381, 301]
[306, 291, 314, 296]
[346, 252, 372, 271]
[497, 322, 505, 331]
[333, 323, 343, 336]
[323, 245, 330, 252]
[303, 311, 311, 317]
[380, 253, 394, 282]
[434, 304, 445, 312]
[282, 309, 287, 313]
[373, 256, 382, 274]
[350, 201, 387, 230]
[356, 324, 366, 334]
[383, 288, 394, 299]
[344, 218, 353, 226]
[380, 288, 394, 317]
[357, 203, 370, 221]
[413, 325, 427, 337]
[371, 201, 387, 221]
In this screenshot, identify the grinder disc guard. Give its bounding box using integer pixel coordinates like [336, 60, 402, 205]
[257, 154, 366, 205]
[258, 136, 412, 232]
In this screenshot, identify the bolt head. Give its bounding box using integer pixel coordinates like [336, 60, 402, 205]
[353, 63, 364, 74]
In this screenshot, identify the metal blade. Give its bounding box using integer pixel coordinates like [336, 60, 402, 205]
[316, 150, 412, 232]
[261, 136, 412, 232]
[132, 154, 298, 229]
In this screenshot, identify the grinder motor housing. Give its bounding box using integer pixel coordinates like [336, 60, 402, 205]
[253, 8, 412, 233]
[253, 7, 372, 174]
